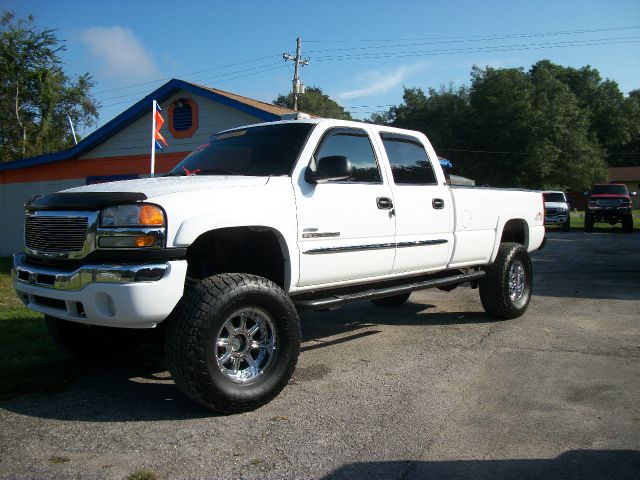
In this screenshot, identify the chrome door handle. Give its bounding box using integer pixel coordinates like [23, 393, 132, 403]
[432, 198, 445, 209]
[377, 197, 394, 210]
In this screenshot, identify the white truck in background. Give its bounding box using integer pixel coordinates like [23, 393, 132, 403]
[13, 119, 545, 413]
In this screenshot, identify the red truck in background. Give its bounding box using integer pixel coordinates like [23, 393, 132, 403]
[585, 183, 634, 233]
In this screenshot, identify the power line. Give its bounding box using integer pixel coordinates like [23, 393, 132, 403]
[437, 147, 529, 155]
[99, 64, 289, 109]
[312, 36, 640, 62]
[94, 53, 282, 95]
[96, 61, 285, 104]
[303, 25, 640, 43]
[305, 26, 640, 54]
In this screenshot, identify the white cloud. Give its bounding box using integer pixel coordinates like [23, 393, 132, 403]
[80, 26, 159, 81]
[337, 64, 425, 100]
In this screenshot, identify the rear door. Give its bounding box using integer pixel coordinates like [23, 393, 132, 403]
[378, 132, 453, 274]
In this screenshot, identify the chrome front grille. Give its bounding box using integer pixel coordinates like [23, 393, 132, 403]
[24, 211, 97, 258]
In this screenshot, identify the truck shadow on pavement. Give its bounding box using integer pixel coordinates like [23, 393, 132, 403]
[1, 304, 493, 422]
[300, 302, 492, 351]
[322, 449, 640, 480]
[0, 357, 216, 422]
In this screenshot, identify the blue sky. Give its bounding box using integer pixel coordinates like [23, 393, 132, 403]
[5, 0, 640, 132]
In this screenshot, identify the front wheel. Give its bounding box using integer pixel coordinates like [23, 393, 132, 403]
[562, 215, 571, 231]
[622, 215, 633, 233]
[165, 273, 300, 414]
[479, 243, 532, 320]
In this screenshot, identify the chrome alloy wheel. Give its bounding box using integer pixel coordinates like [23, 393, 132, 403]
[508, 260, 526, 302]
[215, 307, 277, 384]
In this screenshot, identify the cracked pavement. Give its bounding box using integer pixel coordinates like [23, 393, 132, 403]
[0, 230, 639, 479]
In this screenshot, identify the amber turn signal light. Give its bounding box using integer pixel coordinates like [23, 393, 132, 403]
[138, 205, 164, 225]
[135, 235, 156, 247]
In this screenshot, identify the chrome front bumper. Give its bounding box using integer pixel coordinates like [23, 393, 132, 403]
[12, 254, 188, 328]
[12, 253, 169, 291]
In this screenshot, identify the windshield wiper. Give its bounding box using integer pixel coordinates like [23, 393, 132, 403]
[162, 171, 184, 177]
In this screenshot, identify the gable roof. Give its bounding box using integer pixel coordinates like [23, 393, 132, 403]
[0, 79, 297, 172]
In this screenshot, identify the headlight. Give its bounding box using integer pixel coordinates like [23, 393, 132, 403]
[101, 204, 165, 227]
[98, 204, 166, 249]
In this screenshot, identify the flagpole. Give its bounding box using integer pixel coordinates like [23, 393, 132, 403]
[150, 100, 157, 177]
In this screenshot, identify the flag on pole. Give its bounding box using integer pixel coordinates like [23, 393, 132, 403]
[154, 103, 168, 150]
[150, 100, 168, 177]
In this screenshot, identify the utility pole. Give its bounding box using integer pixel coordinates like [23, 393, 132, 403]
[283, 37, 309, 111]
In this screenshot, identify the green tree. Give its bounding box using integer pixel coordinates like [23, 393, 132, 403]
[613, 89, 640, 167]
[0, 11, 98, 162]
[366, 61, 630, 190]
[273, 86, 351, 120]
[529, 60, 639, 167]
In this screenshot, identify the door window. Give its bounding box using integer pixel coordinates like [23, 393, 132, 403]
[315, 128, 381, 183]
[381, 133, 437, 185]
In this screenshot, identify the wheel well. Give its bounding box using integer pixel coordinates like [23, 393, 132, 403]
[186, 227, 288, 288]
[500, 219, 528, 247]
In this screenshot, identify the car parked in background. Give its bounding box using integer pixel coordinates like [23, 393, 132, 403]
[543, 191, 570, 231]
[585, 183, 634, 233]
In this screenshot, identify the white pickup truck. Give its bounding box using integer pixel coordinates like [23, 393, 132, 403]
[13, 118, 545, 413]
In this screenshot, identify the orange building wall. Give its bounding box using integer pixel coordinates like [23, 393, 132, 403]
[0, 152, 190, 185]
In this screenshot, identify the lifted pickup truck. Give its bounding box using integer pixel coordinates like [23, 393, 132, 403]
[585, 183, 634, 233]
[13, 119, 545, 413]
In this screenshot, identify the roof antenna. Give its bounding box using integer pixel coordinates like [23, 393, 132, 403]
[66, 115, 78, 145]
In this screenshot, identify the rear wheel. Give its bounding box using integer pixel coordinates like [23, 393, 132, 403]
[371, 292, 411, 307]
[45, 315, 144, 361]
[165, 273, 300, 414]
[479, 243, 532, 320]
[584, 211, 594, 232]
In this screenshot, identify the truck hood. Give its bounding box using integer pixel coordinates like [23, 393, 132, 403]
[64, 175, 270, 199]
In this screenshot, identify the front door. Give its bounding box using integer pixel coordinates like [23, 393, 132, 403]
[294, 127, 396, 287]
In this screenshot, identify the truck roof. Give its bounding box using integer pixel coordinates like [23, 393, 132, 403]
[217, 117, 424, 137]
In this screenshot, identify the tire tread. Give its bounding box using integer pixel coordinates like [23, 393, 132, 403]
[165, 273, 300, 414]
[479, 242, 532, 320]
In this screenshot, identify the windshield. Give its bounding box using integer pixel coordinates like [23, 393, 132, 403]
[169, 123, 314, 177]
[543, 192, 566, 202]
[592, 184, 628, 195]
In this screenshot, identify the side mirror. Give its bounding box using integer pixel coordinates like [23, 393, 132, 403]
[631, 191, 638, 196]
[305, 155, 352, 183]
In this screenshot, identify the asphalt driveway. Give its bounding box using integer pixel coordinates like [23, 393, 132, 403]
[0, 231, 638, 479]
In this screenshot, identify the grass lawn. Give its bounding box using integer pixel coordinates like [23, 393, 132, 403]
[545, 210, 640, 231]
[0, 257, 87, 400]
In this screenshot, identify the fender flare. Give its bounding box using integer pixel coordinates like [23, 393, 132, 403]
[489, 217, 529, 264]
